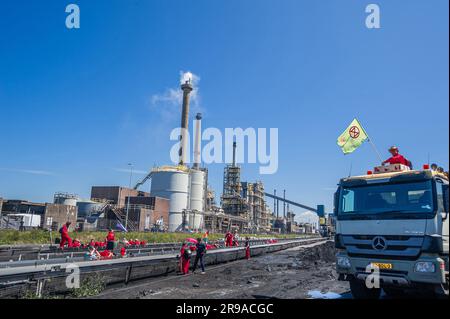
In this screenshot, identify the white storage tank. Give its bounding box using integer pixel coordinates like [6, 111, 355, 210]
[54, 192, 79, 207]
[189, 169, 205, 230]
[188, 210, 203, 230]
[76, 200, 104, 218]
[150, 166, 190, 232]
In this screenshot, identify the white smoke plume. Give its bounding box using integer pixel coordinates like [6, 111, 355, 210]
[179, 71, 200, 87]
[150, 71, 202, 122]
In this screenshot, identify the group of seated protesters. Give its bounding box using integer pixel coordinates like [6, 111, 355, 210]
[84, 246, 115, 261]
[122, 238, 147, 247]
[65, 238, 148, 249]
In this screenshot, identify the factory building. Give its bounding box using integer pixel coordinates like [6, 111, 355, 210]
[88, 186, 169, 232]
[242, 182, 274, 233]
[90, 186, 150, 207]
[219, 141, 274, 233]
[0, 199, 77, 230]
[130, 80, 208, 233]
[43, 203, 78, 231]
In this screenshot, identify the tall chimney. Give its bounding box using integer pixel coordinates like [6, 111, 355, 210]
[193, 113, 202, 169]
[179, 80, 193, 165]
[232, 141, 237, 167]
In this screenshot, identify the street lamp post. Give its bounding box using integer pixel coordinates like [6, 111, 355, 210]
[125, 163, 133, 230]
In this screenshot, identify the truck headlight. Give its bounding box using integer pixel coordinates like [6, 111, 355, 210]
[414, 261, 436, 273]
[337, 256, 351, 269]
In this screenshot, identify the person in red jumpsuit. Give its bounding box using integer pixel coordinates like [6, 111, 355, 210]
[99, 249, 113, 260]
[106, 228, 115, 250]
[59, 221, 72, 249]
[179, 242, 191, 275]
[382, 146, 412, 168]
[225, 232, 233, 247]
[71, 239, 81, 248]
[120, 247, 127, 257]
[245, 237, 251, 260]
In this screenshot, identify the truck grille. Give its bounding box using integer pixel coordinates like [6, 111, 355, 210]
[342, 235, 423, 260]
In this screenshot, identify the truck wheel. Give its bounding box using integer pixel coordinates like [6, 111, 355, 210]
[350, 278, 381, 299]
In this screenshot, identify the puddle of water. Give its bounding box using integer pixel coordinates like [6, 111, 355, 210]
[307, 290, 342, 299]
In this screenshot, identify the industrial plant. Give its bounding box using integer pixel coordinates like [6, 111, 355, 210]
[0, 75, 322, 236]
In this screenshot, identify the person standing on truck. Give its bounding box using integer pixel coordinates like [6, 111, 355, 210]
[106, 228, 115, 250]
[381, 146, 412, 168]
[192, 238, 207, 274]
[59, 221, 72, 249]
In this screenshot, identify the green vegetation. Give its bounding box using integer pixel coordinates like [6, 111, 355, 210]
[69, 274, 106, 298]
[0, 229, 306, 246]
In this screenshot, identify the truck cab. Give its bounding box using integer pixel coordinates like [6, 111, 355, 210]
[334, 164, 449, 298]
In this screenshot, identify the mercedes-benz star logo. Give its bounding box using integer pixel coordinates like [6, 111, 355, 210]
[372, 236, 387, 251]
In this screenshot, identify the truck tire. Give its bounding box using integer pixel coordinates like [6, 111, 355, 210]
[350, 278, 381, 299]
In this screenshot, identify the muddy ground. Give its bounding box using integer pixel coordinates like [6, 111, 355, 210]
[97, 240, 351, 299]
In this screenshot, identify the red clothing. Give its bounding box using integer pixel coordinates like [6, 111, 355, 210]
[120, 247, 126, 257]
[59, 225, 72, 248]
[72, 240, 81, 248]
[384, 154, 409, 166]
[106, 231, 115, 242]
[180, 246, 191, 274]
[99, 250, 113, 259]
[245, 246, 251, 259]
[225, 233, 233, 247]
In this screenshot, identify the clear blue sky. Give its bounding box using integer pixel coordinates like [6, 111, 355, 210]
[0, 0, 448, 218]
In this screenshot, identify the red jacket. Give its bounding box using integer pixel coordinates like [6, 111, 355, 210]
[384, 154, 409, 166]
[61, 225, 70, 238]
[106, 231, 115, 242]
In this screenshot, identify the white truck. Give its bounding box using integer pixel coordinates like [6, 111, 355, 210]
[334, 164, 449, 298]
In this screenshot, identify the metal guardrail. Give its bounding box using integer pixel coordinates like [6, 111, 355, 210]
[0, 237, 326, 298]
[0, 236, 319, 266]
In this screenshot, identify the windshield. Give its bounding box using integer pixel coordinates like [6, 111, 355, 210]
[339, 180, 434, 216]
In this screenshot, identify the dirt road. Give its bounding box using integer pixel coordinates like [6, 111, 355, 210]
[97, 240, 351, 299]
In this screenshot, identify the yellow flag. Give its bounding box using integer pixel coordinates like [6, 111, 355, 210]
[337, 118, 368, 154]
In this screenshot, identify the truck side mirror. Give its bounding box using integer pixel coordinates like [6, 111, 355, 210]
[443, 185, 449, 220]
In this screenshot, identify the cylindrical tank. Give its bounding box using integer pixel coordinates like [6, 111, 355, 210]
[150, 166, 189, 232]
[188, 210, 203, 231]
[189, 169, 205, 230]
[76, 201, 103, 219]
[54, 192, 79, 206]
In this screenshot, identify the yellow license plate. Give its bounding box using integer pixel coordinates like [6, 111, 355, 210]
[371, 262, 393, 269]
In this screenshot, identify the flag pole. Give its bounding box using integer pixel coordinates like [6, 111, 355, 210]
[367, 137, 383, 163]
[357, 118, 383, 163]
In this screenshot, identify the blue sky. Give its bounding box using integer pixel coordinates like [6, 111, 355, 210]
[0, 0, 448, 220]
